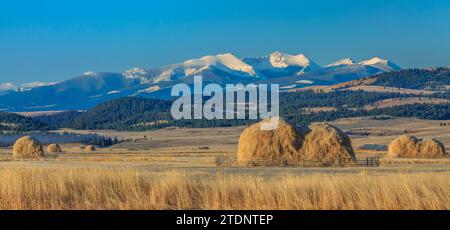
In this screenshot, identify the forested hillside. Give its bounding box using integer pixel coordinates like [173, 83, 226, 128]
[0, 112, 49, 132]
[362, 67, 450, 90]
[29, 89, 450, 131]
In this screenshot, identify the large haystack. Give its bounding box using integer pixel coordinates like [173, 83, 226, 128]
[237, 118, 303, 163]
[47, 144, 62, 153]
[13, 136, 44, 160]
[236, 119, 355, 164]
[388, 135, 447, 158]
[84, 145, 96, 152]
[301, 123, 356, 162]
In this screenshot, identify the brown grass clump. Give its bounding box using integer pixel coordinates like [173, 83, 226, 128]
[301, 123, 356, 162]
[47, 144, 62, 153]
[12, 136, 44, 160]
[237, 118, 303, 163]
[84, 145, 96, 152]
[388, 135, 447, 158]
[237, 119, 355, 164]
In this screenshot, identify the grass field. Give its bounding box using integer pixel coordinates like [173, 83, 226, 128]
[0, 117, 449, 210]
[0, 167, 449, 210]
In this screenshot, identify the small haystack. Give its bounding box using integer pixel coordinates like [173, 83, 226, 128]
[47, 144, 62, 153]
[301, 123, 356, 162]
[236, 119, 356, 164]
[237, 118, 303, 163]
[388, 135, 420, 158]
[418, 139, 446, 158]
[84, 145, 96, 152]
[13, 136, 44, 160]
[388, 135, 447, 158]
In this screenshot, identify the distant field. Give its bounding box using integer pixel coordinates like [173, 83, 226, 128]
[342, 85, 437, 95]
[15, 110, 75, 117]
[329, 117, 450, 150]
[364, 97, 450, 110]
[52, 117, 450, 151]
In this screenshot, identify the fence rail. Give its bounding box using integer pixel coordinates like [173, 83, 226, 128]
[216, 156, 380, 168]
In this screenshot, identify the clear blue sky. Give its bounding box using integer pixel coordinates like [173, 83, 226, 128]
[1, 0, 450, 84]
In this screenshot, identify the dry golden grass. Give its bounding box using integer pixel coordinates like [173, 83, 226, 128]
[380, 157, 450, 165]
[0, 167, 449, 210]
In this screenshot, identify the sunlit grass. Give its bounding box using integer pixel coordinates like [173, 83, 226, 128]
[0, 167, 449, 210]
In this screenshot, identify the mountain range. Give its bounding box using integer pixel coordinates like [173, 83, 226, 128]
[0, 52, 402, 111]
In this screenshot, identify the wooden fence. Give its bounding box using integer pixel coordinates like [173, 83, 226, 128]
[216, 156, 380, 168]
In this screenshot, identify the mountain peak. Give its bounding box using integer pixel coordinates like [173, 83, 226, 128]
[123, 68, 151, 84]
[268, 51, 313, 68]
[359, 57, 401, 71]
[183, 53, 256, 76]
[82, 71, 99, 77]
[359, 57, 388, 66]
[326, 58, 356, 67]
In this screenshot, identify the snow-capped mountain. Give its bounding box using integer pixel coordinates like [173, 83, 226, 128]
[358, 57, 402, 72]
[0, 81, 59, 95]
[122, 53, 258, 85]
[0, 52, 402, 111]
[18, 81, 59, 92]
[242, 52, 321, 78]
[0, 82, 17, 96]
[325, 58, 356, 67]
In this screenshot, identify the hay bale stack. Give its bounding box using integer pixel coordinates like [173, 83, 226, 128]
[13, 136, 44, 160]
[47, 144, 62, 153]
[418, 139, 446, 158]
[236, 119, 355, 164]
[388, 135, 420, 158]
[388, 135, 447, 158]
[84, 145, 96, 152]
[237, 118, 304, 163]
[300, 123, 356, 162]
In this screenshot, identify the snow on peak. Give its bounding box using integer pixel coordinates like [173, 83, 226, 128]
[83, 71, 99, 76]
[0, 82, 17, 91]
[359, 57, 389, 66]
[21, 81, 58, 88]
[268, 51, 313, 68]
[359, 57, 401, 71]
[123, 68, 151, 84]
[326, 58, 356, 67]
[183, 53, 256, 76]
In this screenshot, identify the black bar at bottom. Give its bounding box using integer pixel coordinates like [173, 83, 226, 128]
[0, 211, 448, 228]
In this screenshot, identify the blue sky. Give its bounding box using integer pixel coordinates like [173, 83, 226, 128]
[1, 0, 450, 84]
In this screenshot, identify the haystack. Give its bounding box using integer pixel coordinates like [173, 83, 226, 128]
[13, 136, 44, 159]
[84, 145, 96, 152]
[301, 123, 356, 162]
[237, 118, 303, 163]
[387, 135, 419, 158]
[47, 144, 62, 153]
[236, 119, 355, 164]
[388, 135, 447, 158]
[418, 138, 446, 158]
